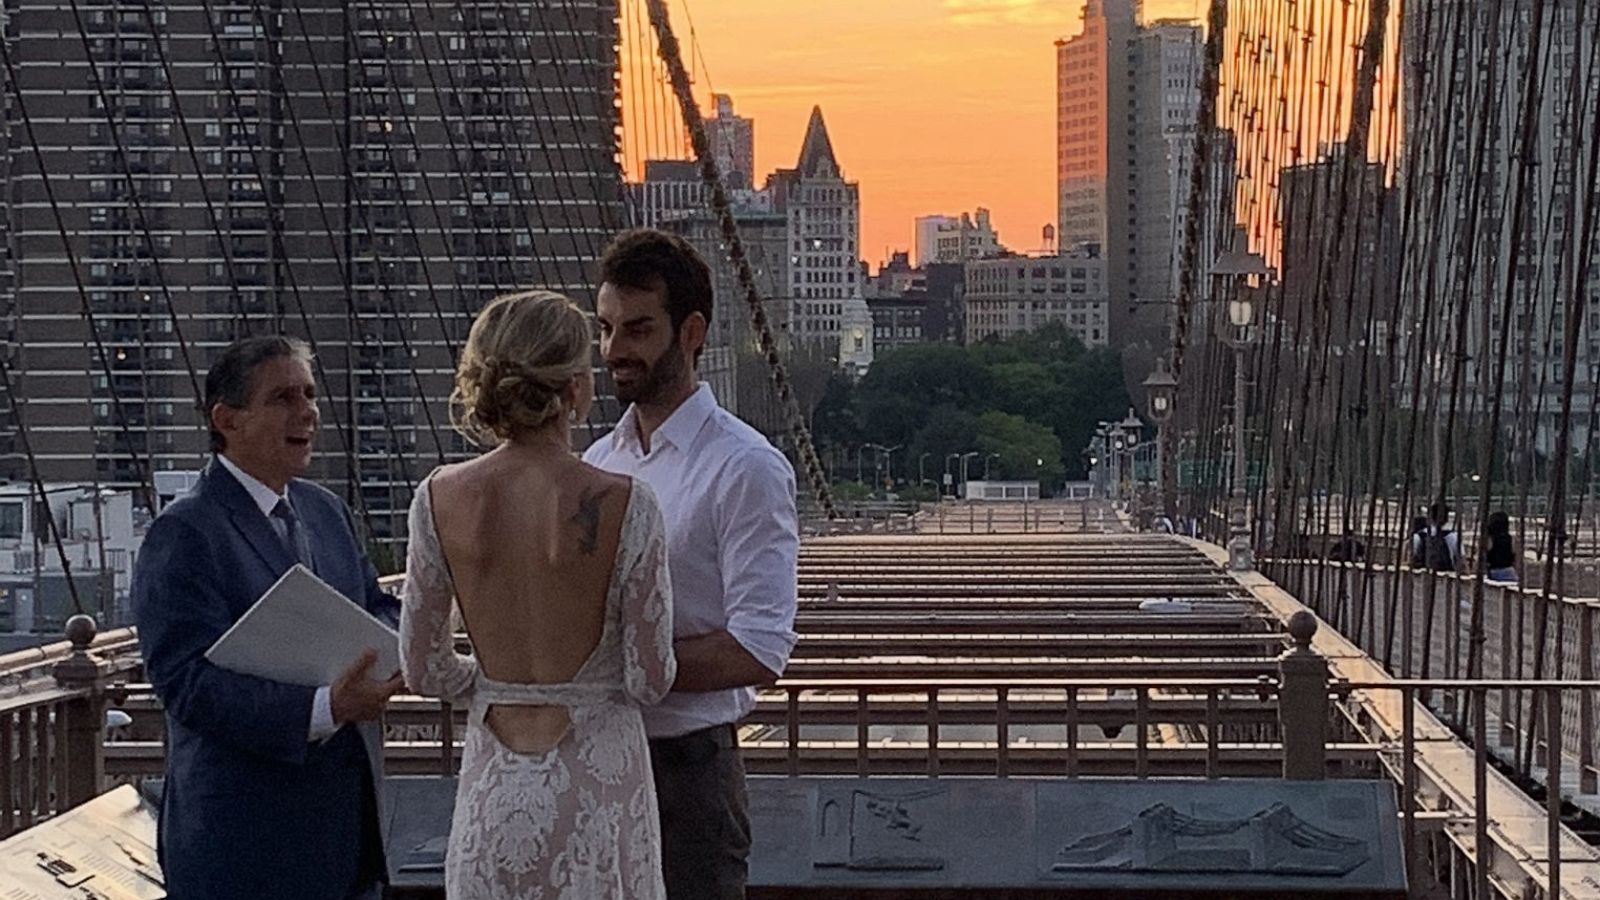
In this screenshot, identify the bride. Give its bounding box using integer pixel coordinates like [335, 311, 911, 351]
[400, 289, 675, 898]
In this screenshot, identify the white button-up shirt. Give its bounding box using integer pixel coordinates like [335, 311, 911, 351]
[215, 454, 339, 742]
[584, 384, 799, 738]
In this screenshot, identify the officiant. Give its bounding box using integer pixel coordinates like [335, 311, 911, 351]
[132, 335, 403, 900]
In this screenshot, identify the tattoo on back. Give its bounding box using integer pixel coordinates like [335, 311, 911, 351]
[571, 486, 612, 555]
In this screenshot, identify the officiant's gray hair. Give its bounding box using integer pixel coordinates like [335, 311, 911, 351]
[204, 335, 315, 451]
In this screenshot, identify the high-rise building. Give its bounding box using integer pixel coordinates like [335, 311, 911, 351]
[705, 93, 755, 191]
[1401, 0, 1600, 455]
[914, 209, 1004, 266]
[1055, 0, 1135, 259]
[1056, 2, 1203, 372]
[1, 2, 623, 551]
[1278, 145, 1398, 422]
[769, 107, 873, 374]
[1130, 21, 1202, 326]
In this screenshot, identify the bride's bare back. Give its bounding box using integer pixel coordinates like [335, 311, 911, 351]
[427, 447, 632, 752]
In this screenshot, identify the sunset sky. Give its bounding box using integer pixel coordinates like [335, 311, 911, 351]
[637, 0, 1205, 267]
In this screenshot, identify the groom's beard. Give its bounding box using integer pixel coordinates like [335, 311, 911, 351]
[611, 344, 687, 406]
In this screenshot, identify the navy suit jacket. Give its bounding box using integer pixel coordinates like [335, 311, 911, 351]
[132, 459, 401, 900]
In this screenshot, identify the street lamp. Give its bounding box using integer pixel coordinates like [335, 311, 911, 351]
[945, 453, 960, 497]
[959, 451, 980, 497]
[984, 452, 1001, 480]
[881, 444, 902, 491]
[1110, 426, 1127, 501]
[919, 452, 931, 487]
[864, 443, 902, 492]
[1213, 233, 1272, 571]
[1143, 358, 1178, 522]
[1116, 411, 1141, 501]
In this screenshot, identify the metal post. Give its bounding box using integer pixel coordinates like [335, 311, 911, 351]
[1156, 422, 1169, 522]
[1277, 611, 1328, 779]
[1229, 339, 1253, 571]
[1548, 688, 1563, 897]
[51, 614, 107, 809]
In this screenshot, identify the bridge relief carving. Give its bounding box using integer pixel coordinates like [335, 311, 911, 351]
[814, 785, 951, 873]
[1050, 801, 1368, 876]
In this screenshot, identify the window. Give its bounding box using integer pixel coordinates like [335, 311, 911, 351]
[0, 503, 22, 541]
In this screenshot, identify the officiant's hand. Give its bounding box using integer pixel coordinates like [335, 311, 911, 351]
[331, 650, 405, 725]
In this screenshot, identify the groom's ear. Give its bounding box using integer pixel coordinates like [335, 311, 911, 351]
[679, 311, 708, 359]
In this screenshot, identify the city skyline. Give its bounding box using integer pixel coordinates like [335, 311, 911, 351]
[636, 0, 1204, 265]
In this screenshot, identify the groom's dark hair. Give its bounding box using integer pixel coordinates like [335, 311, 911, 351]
[598, 229, 714, 336]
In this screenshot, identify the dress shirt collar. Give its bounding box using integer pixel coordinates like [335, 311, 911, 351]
[215, 453, 289, 518]
[615, 382, 717, 456]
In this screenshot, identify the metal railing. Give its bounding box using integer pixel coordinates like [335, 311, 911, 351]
[6, 622, 1600, 895]
[1340, 679, 1597, 900]
[1267, 558, 1600, 799]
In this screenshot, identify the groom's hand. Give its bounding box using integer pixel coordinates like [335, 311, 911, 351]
[331, 650, 405, 725]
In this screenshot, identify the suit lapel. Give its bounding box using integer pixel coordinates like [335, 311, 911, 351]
[200, 459, 295, 577]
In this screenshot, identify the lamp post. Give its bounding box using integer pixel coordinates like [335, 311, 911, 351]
[985, 452, 1001, 480]
[1086, 440, 1102, 497]
[1117, 410, 1142, 504]
[863, 443, 902, 492]
[1109, 426, 1126, 502]
[959, 451, 980, 497]
[919, 452, 931, 488]
[1212, 237, 1272, 571]
[945, 453, 960, 497]
[881, 444, 902, 492]
[1094, 424, 1111, 500]
[1144, 359, 1178, 522]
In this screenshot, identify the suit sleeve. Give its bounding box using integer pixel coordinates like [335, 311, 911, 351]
[340, 499, 401, 628]
[132, 515, 318, 765]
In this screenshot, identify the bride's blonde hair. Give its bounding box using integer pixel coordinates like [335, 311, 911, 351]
[450, 290, 591, 446]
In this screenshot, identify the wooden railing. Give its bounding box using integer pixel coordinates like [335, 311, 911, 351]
[0, 616, 122, 839]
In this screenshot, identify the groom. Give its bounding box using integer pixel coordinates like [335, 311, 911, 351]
[132, 336, 403, 900]
[586, 229, 800, 899]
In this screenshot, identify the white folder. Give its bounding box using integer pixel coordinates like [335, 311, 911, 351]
[206, 564, 401, 687]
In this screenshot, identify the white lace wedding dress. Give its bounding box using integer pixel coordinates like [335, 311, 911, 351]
[400, 475, 676, 899]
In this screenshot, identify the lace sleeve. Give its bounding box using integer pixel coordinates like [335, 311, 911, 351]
[620, 481, 676, 706]
[399, 476, 477, 704]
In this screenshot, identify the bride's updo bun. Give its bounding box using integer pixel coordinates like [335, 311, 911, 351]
[451, 290, 591, 446]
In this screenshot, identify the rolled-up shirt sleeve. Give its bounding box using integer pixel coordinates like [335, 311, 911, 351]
[715, 446, 800, 677]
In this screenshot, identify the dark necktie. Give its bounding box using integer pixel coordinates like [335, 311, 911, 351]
[270, 498, 315, 570]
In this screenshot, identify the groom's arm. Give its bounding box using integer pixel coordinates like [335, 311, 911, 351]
[674, 447, 798, 693]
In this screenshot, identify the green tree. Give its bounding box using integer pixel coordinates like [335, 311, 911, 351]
[801, 324, 1129, 486]
[1049, 347, 1131, 478]
[907, 405, 980, 490]
[975, 411, 1066, 488]
[852, 344, 993, 443]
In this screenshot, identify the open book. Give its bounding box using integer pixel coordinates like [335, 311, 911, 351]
[206, 565, 400, 687]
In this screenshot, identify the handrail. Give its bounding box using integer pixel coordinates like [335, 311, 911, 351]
[0, 626, 139, 677]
